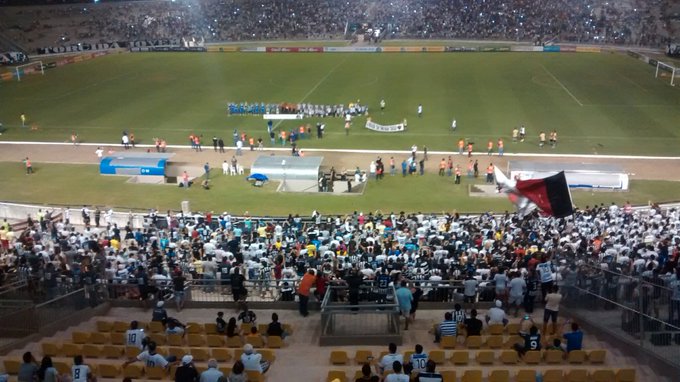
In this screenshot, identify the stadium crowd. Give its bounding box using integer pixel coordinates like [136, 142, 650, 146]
[1, 200, 679, 325]
[0, 0, 675, 52]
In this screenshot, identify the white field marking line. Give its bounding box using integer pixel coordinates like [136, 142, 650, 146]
[2, 141, 680, 161]
[539, 64, 584, 107]
[272, 57, 349, 131]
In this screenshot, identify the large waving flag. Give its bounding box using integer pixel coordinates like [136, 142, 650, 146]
[495, 168, 573, 218]
[515, 171, 574, 218]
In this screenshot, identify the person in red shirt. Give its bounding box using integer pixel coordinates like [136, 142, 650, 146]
[297, 269, 316, 317]
[24, 157, 32, 174]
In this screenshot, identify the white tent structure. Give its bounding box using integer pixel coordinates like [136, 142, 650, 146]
[250, 155, 324, 192]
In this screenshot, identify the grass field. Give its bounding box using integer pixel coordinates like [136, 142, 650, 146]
[2, 51, 680, 155]
[0, 162, 674, 215]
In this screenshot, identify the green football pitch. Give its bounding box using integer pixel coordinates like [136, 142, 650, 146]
[1, 51, 679, 155]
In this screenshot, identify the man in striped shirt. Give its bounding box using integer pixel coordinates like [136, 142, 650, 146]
[434, 312, 457, 343]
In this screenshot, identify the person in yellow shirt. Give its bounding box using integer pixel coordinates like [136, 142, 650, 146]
[110, 237, 120, 251]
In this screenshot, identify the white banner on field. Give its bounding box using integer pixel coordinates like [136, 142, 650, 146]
[365, 120, 405, 133]
[263, 114, 303, 120]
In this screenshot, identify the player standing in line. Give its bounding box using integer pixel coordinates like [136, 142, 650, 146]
[451, 119, 457, 132]
[539, 131, 546, 148]
[519, 125, 526, 142]
[380, 99, 386, 113]
[497, 138, 504, 156]
[417, 104, 423, 118]
[512, 127, 519, 142]
[20, 112, 26, 127]
[550, 130, 558, 148]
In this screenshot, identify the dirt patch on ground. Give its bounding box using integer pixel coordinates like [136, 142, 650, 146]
[0, 143, 678, 181]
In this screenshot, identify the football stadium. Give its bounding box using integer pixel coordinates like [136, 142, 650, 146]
[0, 0, 679, 381]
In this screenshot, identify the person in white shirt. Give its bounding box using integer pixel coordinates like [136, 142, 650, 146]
[408, 344, 428, 374]
[508, 272, 527, 317]
[95, 147, 104, 159]
[385, 361, 409, 382]
[417, 104, 423, 118]
[485, 300, 508, 326]
[199, 359, 223, 382]
[71, 355, 93, 382]
[125, 321, 146, 349]
[451, 119, 456, 131]
[123, 341, 171, 369]
[377, 343, 403, 376]
[240, 344, 270, 374]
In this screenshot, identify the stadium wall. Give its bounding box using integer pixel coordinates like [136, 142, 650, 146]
[0, 51, 111, 82]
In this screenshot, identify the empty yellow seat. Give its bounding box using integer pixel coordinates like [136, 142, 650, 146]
[191, 348, 211, 362]
[588, 349, 607, 364]
[616, 368, 636, 382]
[204, 323, 218, 334]
[123, 364, 144, 379]
[486, 335, 504, 349]
[516, 370, 536, 382]
[112, 321, 129, 332]
[109, 332, 125, 345]
[82, 344, 101, 358]
[102, 345, 124, 358]
[544, 350, 564, 364]
[523, 350, 542, 365]
[489, 369, 510, 382]
[146, 367, 166, 380]
[259, 349, 276, 363]
[466, 335, 483, 349]
[500, 350, 518, 365]
[543, 369, 563, 382]
[62, 343, 82, 357]
[41, 342, 60, 357]
[441, 370, 456, 382]
[565, 369, 588, 382]
[440, 335, 457, 349]
[326, 370, 347, 382]
[167, 334, 183, 346]
[98, 363, 121, 378]
[488, 324, 504, 335]
[354, 350, 373, 364]
[461, 369, 482, 382]
[148, 321, 165, 333]
[168, 346, 188, 359]
[72, 331, 91, 344]
[267, 335, 283, 348]
[186, 322, 204, 334]
[53, 361, 70, 375]
[246, 335, 265, 348]
[207, 335, 224, 347]
[429, 350, 446, 365]
[212, 348, 232, 362]
[3, 359, 20, 375]
[451, 351, 469, 365]
[591, 369, 616, 382]
[506, 323, 520, 335]
[96, 321, 113, 332]
[568, 350, 587, 364]
[226, 336, 243, 348]
[187, 334, 206, 347]
[90, 332, 109, 345]
[476, 350, 495, 365]
[330, 350, 349, 365]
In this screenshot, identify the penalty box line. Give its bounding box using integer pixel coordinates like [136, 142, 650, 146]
[540, 63, 584, 107]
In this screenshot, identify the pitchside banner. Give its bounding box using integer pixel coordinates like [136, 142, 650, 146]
[365, 121, 405, 133]
[265, 47, 323, 53]
[263, 114, 303, 120]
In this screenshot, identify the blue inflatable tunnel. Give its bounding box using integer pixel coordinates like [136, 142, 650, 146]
[99, 153, 173, 176]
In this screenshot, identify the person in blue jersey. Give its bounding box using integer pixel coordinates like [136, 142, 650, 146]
[395, 280, 413, 330]
[414, 360, 443, 382]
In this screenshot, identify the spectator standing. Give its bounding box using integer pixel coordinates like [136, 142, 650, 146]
[543, 286, 563, 335]
[297, 269, 316, 317]
[396, 281, 413, 330]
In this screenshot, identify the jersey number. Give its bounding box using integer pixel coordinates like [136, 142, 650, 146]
[414, 358, 427, 369]
[73, 369, 80, 380]
[128, 333, 136, 344]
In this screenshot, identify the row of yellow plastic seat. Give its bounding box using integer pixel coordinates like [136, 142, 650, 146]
[331, 349, 605, 366]
[96, 320, 293, 336]
[69, 331, 284, 348]
[431, 322, 566, 337]
[327, 367, 635, 382]
[38, 343, 277, 363]
[437, 334, 574, 350]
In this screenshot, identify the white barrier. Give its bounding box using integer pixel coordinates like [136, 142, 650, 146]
[263, 114, 303, 120]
